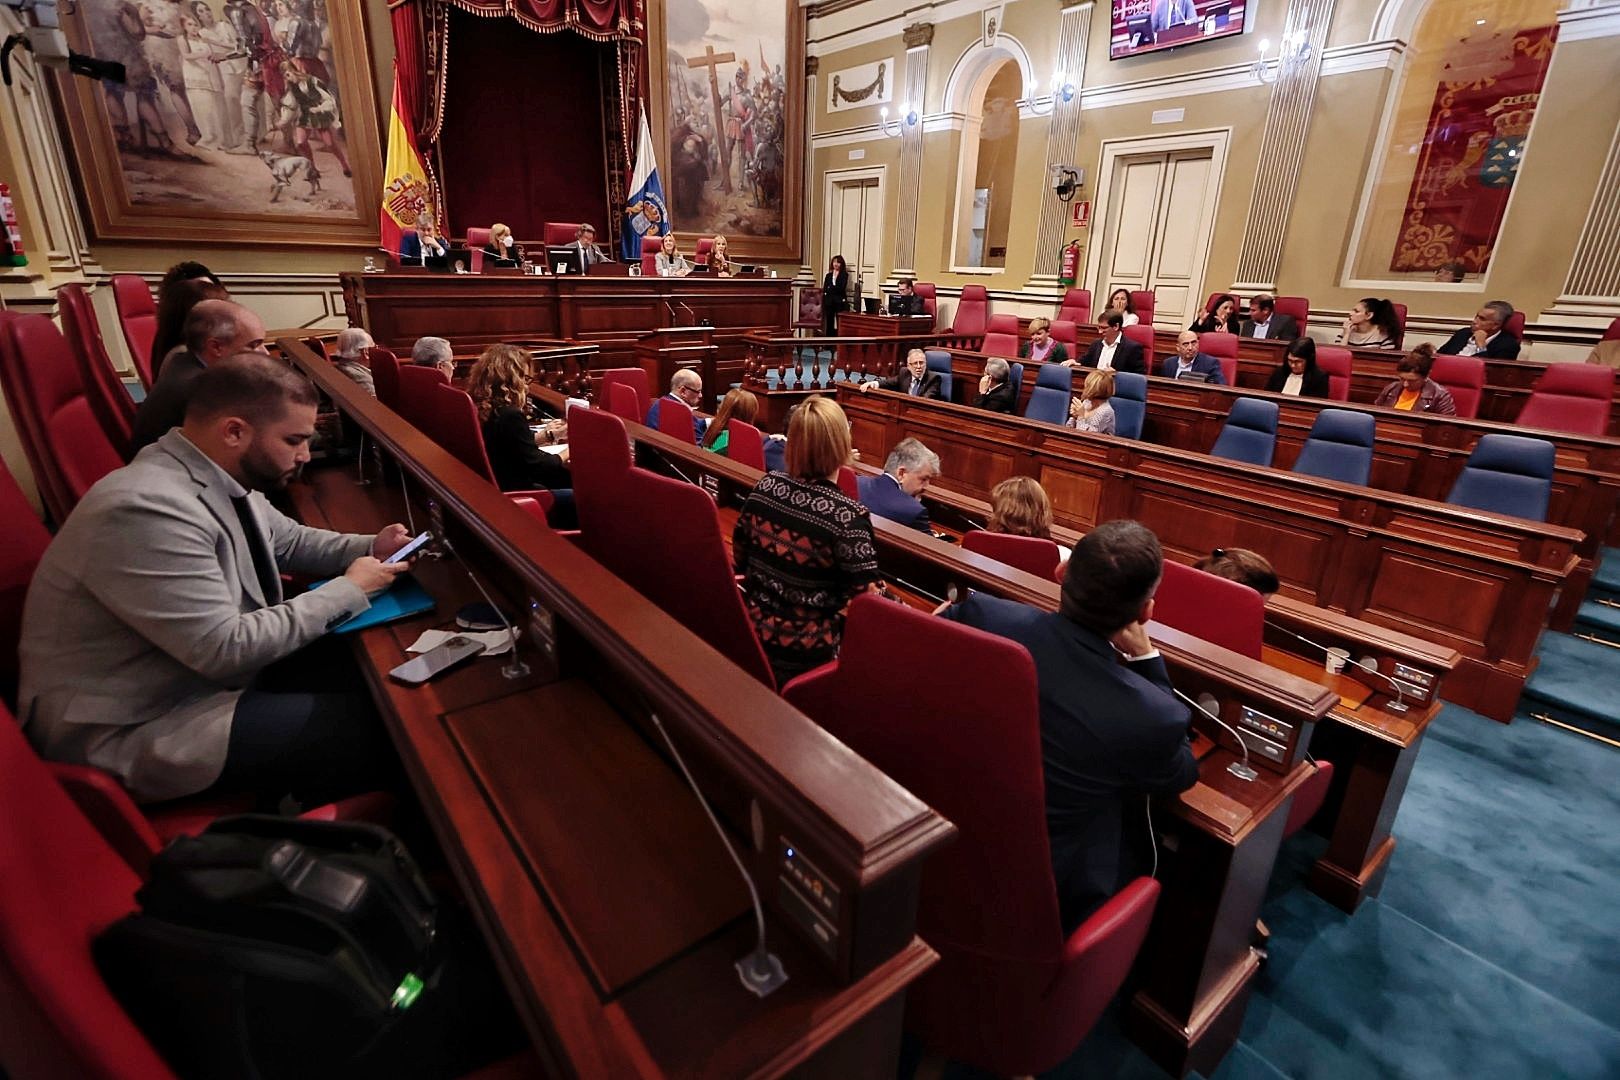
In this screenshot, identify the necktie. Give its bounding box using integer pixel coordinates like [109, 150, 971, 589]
[231, 495, 280, 604]
[909, 378, 920, 396]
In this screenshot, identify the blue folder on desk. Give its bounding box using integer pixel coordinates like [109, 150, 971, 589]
[310, 575, 437, 634]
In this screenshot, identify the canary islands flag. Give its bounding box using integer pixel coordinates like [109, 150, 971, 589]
[622, 106, 669, 261]
[380, 62, 434, 256]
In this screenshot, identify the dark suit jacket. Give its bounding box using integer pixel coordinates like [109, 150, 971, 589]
[856, 472, 930, 532]
[1079, 337, 1147, 375]
[130, 349, 206, 457]
[399, 232, 446, 262]
[889, 293, 926, 317]
[1241, 313, 1299, 341]
[823, 271, 849, 313]
[941, 593, 1198, 930]
[1160, 352, 1227, 385]
[1189, 312, 1239, 334]
[480, 243, 519, 268]
[877, 370, 942, 399]
[1437, 328, 1521, 359]
[481, 406, 570, 492]
[975, 380, 1018, 413]
[1265, 364, 1330, 397]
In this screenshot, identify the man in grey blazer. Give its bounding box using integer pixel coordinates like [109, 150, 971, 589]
[19, 354, 413, 805]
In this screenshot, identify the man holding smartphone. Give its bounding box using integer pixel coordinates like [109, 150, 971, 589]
[19, 354, 414, 809]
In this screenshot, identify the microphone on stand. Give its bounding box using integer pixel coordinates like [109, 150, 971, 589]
[665, 300, 680, 325]
[1172, 688, 1258, 782]
[678, 301, 706, 327]
[646, 710, 788, 998]
[438, 536, 530, 680]
[1265, 621, 1407, 713]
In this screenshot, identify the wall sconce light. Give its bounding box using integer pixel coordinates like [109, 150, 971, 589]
[1253, 28, 1311, 84]
[1028, 69, 1077, 116]
[879, 102, 920, 138]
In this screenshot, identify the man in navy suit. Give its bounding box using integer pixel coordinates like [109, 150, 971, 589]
[1160, 330, 1228, 384]
[1072, 312, 1147, 374]
[644, 368, 708, 443]
[857, 437, 939, 532]
[1437, 300, 1521, 359]
[939, 520, 1199, 930]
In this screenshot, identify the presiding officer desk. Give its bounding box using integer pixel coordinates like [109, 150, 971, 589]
[525, 383, 1457, 1077]
[835, 385, 1579, 724]
[277, 338, 956, 1078]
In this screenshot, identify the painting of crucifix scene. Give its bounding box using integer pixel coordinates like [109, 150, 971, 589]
[660, 0, 803, 259]
[55, 0, 381, 244]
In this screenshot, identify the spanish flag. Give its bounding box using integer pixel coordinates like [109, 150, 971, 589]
[379, 62, 434, 256]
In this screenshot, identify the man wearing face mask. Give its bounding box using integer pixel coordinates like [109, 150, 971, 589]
[18, 354, 414, 806]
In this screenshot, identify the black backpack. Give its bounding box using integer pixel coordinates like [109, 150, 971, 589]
[95, 815, 520, 1079]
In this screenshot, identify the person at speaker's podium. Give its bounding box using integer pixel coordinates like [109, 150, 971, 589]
[400, 210, 447, 263]
[887, 278, 926, 317]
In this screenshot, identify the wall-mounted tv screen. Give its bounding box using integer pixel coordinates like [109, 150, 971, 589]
[1110, 1, 1249, 60]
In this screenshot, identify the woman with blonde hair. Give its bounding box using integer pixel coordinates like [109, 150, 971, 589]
[733, 395, 881, 683]
[481, 223, 520, 267]
[1067, 369, 1117, 435]
[702, 387, 760, 456]
[710, 234, 733, 277]
[656, 233, 692, 277]
[1021, 317, 1069, 365]
[465, 343, 571, 494]
[988, 476, 1054, 540]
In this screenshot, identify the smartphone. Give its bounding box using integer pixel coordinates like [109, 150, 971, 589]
[384, 531, 432, 565]
[388, 636, 486, 685]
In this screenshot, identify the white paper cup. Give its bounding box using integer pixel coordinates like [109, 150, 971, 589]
[1325, 647, 1349, 675]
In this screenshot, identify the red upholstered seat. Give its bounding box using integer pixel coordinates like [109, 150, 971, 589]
[792, 286, 822, 334]
[0, 459, 50, 707]
[952, 284, 990, 339]
[1199, 331, 1239, 385]
[837, 465, 860, 500]
[110, 274, 157, 389]
[1129, 290, 1156, 326]
[1429, 355, 1485, 419]
[1274, 295, 1310, 335]
[301, 336, 330, 360]
[655, 392, 699, 443]
[0, 314, 124, 523]
[1504, 310, 1525, 340]
[1389, 302, 1408, 350]
[913, 282, 938, 321]
[981, 314, 1021, 358]
[1603, 317, 1620, 342]
[606, 381, 641, 422]
[57, 283, 133, 458]
[0, 703, 175, 1080]
[395, 363, 449, 429]
[467, 227, 492, 273]
[598, 367, 650, 421]
[417, 382, 555, 515]
[569, 407, 773, 688]
[723, 417, 767, 469]
[541, 222, 584, 247]
[0, 311, 65, 518]
[962, 531, 1063, 581]
[640, 234, 662, 277]
[693, 237, 714, 266]
[369, 346, 402, 412]
[1316, 345, 1354, 401]
[781, 596, 1159, 1075]
[1050, 319, 1079, 353]
[1057, 288, 1091, 325]
[1122, 323, 1155, 359]
[1284, 761, 1334, 838]
[1204, 291, 1243, 316]
[1517, 363, 1615, 436]
[1152, 560, 1264, 659]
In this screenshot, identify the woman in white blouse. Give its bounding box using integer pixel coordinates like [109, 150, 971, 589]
[1068, 369, 1117, 435]
[655, 233, 691, 277]
[1104, 288, 1140, 327]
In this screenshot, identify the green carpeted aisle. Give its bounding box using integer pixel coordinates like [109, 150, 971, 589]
[941, 616, 1620, 1080]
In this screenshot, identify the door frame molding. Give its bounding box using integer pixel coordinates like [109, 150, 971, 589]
[822, 165, 889, 287]
[1086, 128, 1232, 327]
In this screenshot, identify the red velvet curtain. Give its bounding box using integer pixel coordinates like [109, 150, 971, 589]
[446, 0, 641, 41]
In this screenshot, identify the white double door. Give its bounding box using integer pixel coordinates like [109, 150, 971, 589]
[825, 171, 883, 308]
[1096, 148, 1216, 331]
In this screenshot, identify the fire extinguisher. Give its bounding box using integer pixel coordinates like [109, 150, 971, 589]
[1058, 239, 1080, 288]
[0, 183, 25, 268]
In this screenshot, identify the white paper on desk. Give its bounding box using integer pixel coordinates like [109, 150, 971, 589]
[538, 444, 568, 455]
[407, 628, 520, 657]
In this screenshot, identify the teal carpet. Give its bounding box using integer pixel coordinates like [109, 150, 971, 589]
[940, 634, 1620, 1078]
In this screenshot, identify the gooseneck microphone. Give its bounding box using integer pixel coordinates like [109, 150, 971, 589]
[1265, 620, 1407, 713]
[646, 710, 788, 998]
[1173, 688, 1259, 782]
[438, 536, 529, 680]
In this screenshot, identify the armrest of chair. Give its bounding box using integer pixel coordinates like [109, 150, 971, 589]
[48, 762, 164, 876]
[1051, 876, 1160, 1010]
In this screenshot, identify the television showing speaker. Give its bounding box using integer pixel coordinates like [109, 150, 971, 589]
[1109, 0, 1247, 60]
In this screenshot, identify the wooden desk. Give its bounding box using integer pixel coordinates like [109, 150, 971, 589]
[837, 385, 1577, 723]
[563, 391, 1346, 1076]
[281, 338, 953, 1078]
[341, 271, 792, 391]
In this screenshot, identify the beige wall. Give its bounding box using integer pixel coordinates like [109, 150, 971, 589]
[805, 0, 1620, 340]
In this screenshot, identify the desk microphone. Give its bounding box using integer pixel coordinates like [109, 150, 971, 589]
[1264, 620, 1407, 713]
[646, 710, 788, 998]
[677, 301, 703, 326]
[438, 536, 530, 680]
[665, 300, 679, 325]
[1173, 688, 1258, 782]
